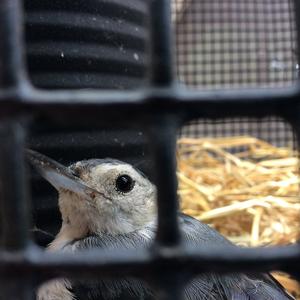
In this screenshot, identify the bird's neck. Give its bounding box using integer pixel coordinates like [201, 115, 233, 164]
[48, 221, 90, 251]
[48, 217, 154, 251]
[48, 191, 157, 251]
[48, 192, 92, 251]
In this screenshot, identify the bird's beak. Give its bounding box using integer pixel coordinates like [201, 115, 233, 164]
[26, 149, 98, 199]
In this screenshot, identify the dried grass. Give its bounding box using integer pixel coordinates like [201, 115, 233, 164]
[177, 136, 300, 298]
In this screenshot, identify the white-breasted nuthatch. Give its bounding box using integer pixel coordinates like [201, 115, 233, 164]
[27, 150, 294, 300]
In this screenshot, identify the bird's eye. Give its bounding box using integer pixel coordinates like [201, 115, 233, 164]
[115, 174, 135, 193]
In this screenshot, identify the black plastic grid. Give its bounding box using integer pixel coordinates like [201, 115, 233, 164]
[0, 0, 300, 299]
[173, 0, 298, 89]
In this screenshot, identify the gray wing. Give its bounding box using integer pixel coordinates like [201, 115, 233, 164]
[65, 214, 294, 300]
[180, 214, 295, 300]
[66, 225, 156, 300]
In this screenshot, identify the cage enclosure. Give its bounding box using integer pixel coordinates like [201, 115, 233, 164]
[0, 0, 300, 299]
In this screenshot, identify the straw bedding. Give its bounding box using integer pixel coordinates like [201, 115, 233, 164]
[177, 136, 300, 298]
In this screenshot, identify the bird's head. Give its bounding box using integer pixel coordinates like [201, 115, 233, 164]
[27, 150, 157, 237]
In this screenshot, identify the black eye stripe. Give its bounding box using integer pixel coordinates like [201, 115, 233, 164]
[115, 174, 135, 193]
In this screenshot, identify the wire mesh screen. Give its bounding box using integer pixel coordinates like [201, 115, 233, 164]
[179, 117, 296, 149]
[172, 0, 298, 89]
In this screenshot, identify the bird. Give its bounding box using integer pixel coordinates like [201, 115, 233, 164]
[27, 149, 295, 300]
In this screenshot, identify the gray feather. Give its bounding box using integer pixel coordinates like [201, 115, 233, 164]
[64, 214, 293, 300]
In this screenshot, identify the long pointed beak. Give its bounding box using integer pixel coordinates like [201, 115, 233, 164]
[27, 149, 98, 199]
